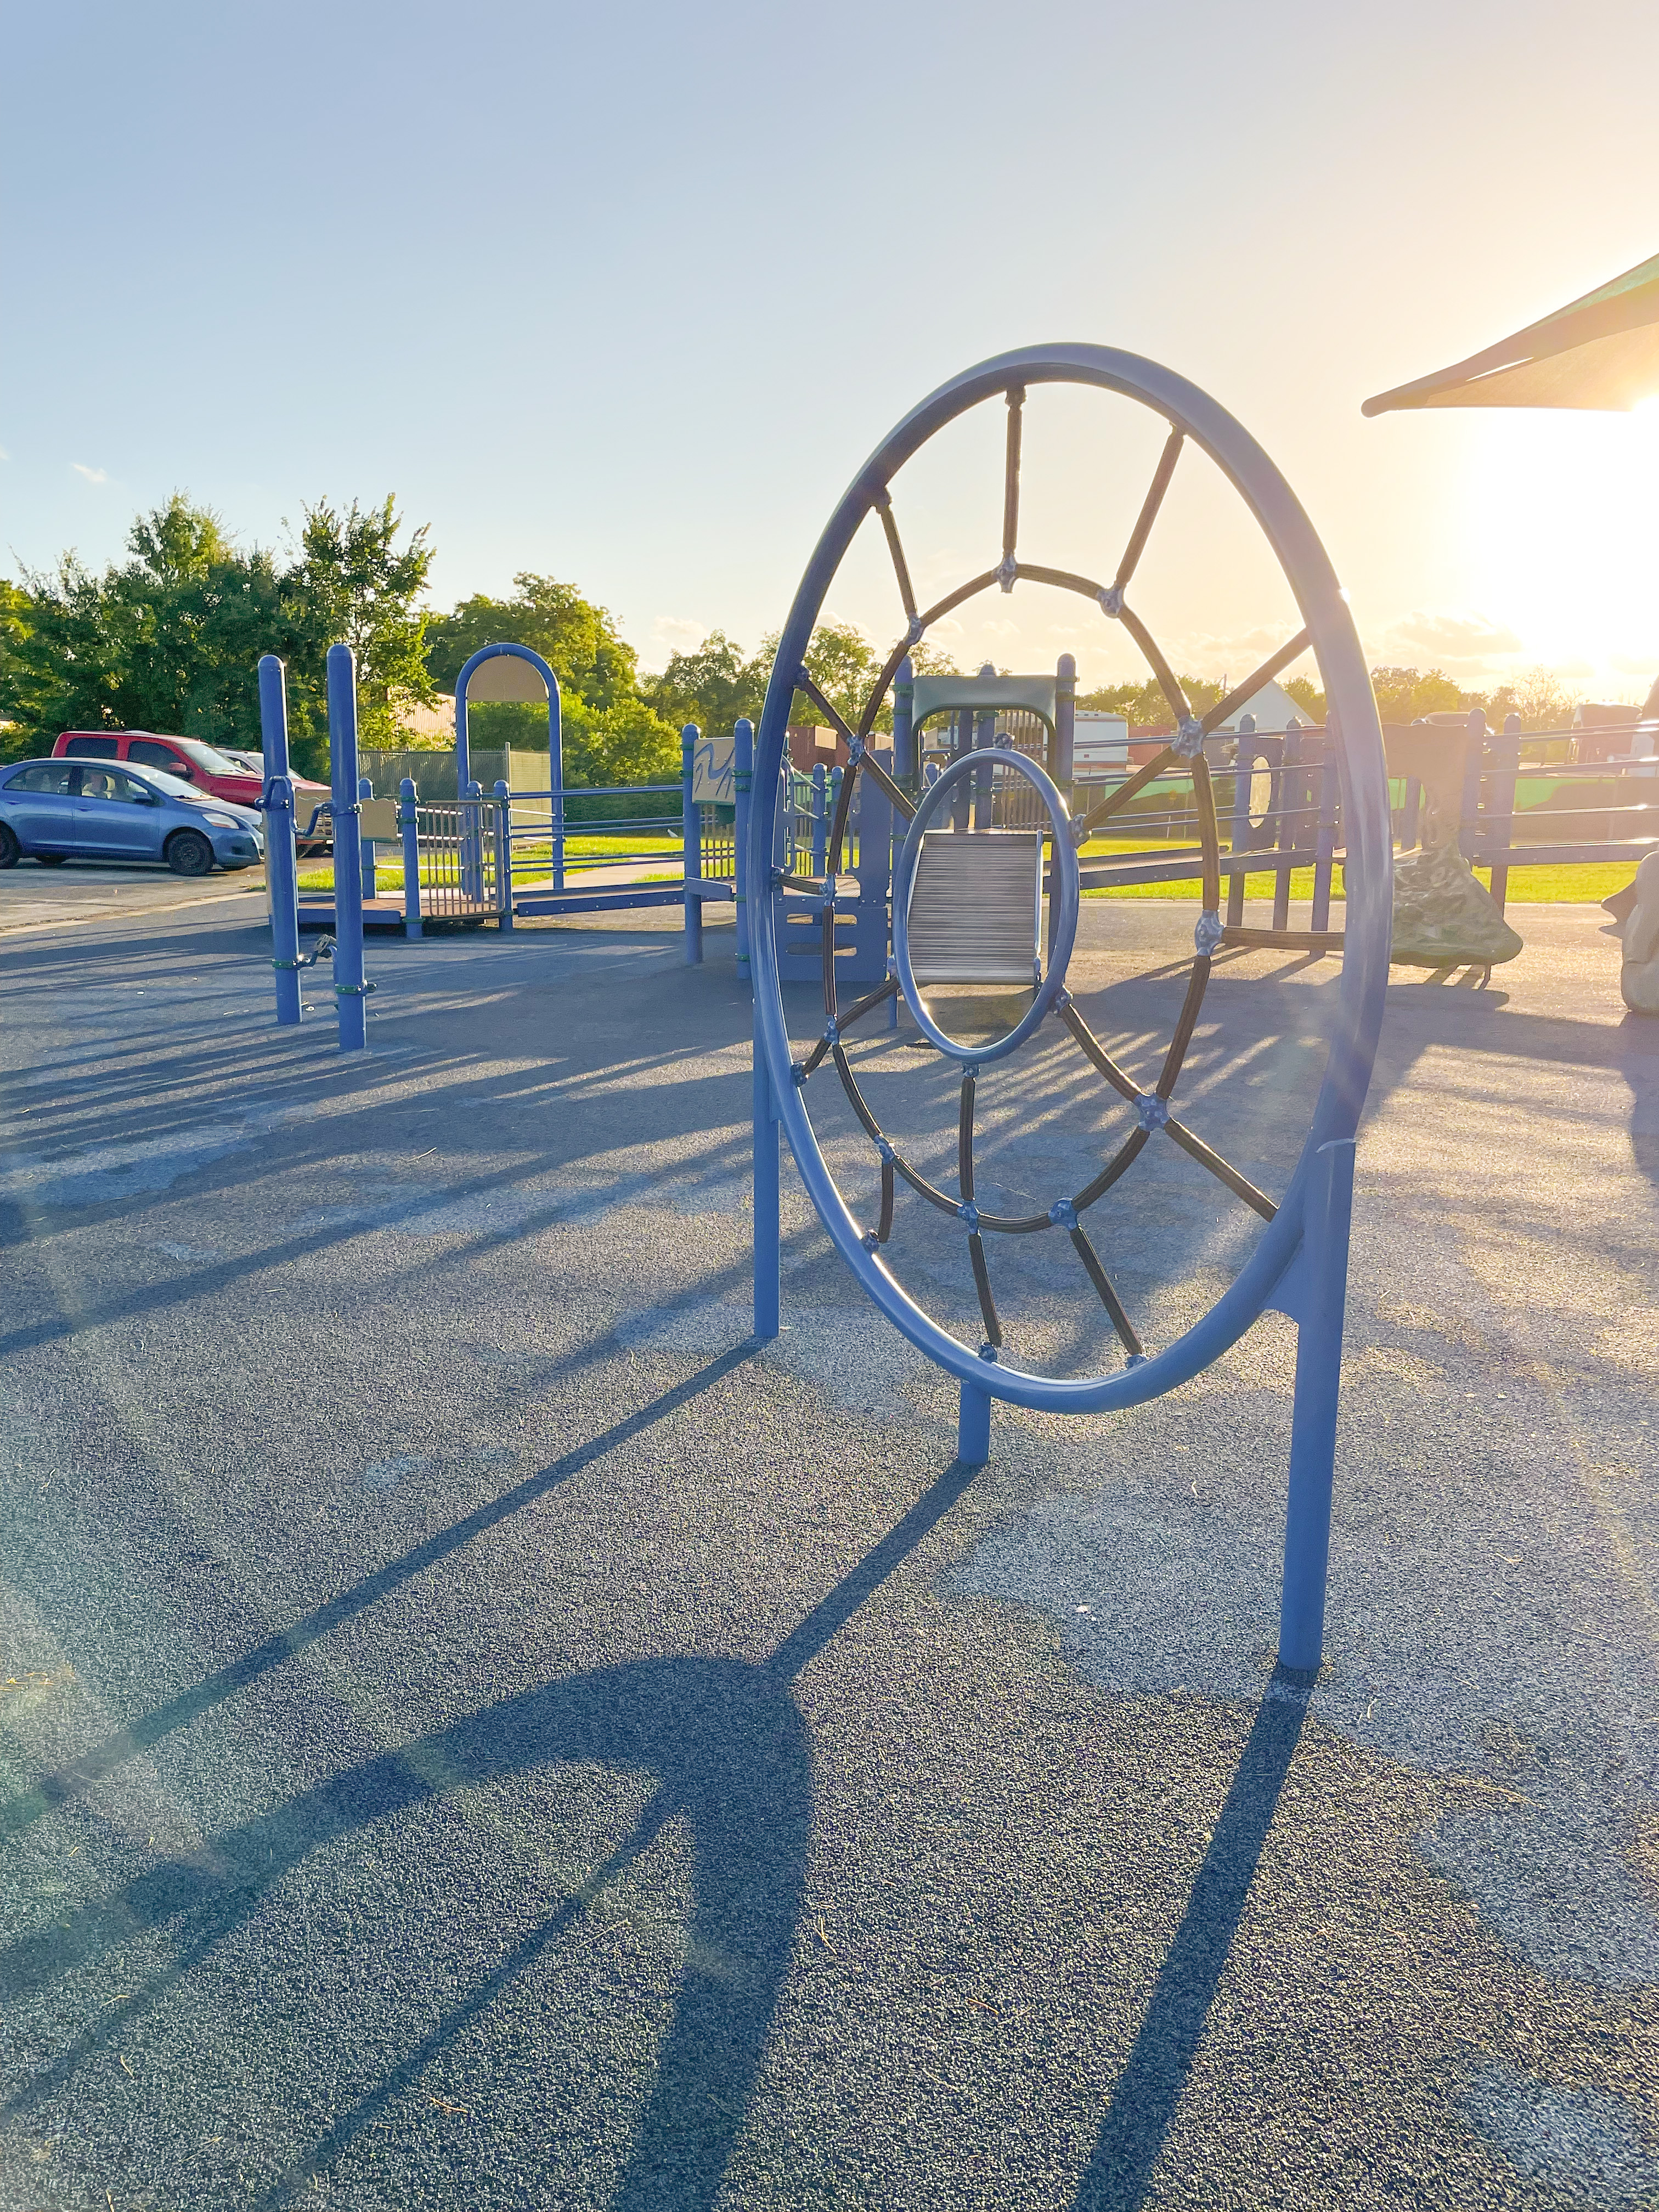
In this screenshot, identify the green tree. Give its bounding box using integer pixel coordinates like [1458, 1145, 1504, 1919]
[289, 496, 436, 751]
[640, 630, 766, 735]
[426, 573, 640, 710]
[1367, 666, 1465, 726]
[1, 492, 435, 777]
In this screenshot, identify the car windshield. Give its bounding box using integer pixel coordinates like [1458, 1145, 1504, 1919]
[128, 765, 216, 806]
[174, 737, 245, 776]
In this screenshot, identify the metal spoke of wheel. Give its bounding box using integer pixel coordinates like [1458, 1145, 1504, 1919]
[1116, 605, 1192, 726]
[1113, 428, 1184, 595]
[831, 1044, 959, 1220]
[1201, 629, 1312, 736]
[1069, 1224, 1144, 1358]
[800, 974, 899, 1076]
[968, 1231, 1002, 1348]
[1075, 745, 1176, 837]
[1070, 1126, 1152, 1213]
[958, 1070, 977, 1204]
[1162, 1116, 1277, 1220]
[877, 1154, 895, 1242]
[857, 570, 1003, 740]
[1156, 957, 1212, 1098]
[1190, 754, 1222, 912]
[874, 488, 918, 623]
[1060, 1001, 1142, 1104]
[1002, 386, 1025, 565]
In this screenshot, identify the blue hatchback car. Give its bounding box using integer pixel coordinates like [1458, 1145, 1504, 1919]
[0, 758, 264, 876]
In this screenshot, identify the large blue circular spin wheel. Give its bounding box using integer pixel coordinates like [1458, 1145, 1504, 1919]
[749, 345, 1392, 1437]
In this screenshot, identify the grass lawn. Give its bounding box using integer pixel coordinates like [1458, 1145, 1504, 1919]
[1073, 837, 1640, 905]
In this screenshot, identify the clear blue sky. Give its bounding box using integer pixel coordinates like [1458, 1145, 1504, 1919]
[7, 0, 1657, 696]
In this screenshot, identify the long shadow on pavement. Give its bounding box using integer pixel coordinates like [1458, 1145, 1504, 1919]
[0, 1444, 979, 2211]
[1074, 1671, 1312, 2210]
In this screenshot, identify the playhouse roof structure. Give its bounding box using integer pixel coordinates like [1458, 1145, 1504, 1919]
[1362, 252, 1659, 415]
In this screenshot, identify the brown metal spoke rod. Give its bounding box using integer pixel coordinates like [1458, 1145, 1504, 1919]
[856, 569, 1003, 741]
[1113, 428, 1184, 597]
[1067, 1222, 1145, 1359]
[873, 488, 918, 623]
[1190, 754, 1223, 912]
[1001, 386, 1025, 571]
[1116, 604, 1193, 727]
[799, 974, 899, 1076]
[1161, 1115, 1277, 1220]
[1076, 746, 1176, 837]
[1155, 956, 1212, 1098]
[1201, 629, 1312, 735]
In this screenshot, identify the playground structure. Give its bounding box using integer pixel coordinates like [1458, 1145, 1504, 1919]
[748, 345, 1395, 1674]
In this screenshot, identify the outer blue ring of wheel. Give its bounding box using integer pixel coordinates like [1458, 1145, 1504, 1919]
[747, 343, 1392, 1414]
[890, 746, 1081, 1066]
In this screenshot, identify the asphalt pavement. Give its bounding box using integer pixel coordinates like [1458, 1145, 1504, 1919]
[0, 896, 1655, 2210]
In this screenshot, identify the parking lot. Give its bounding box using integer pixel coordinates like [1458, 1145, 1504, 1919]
[0, 897, 1655, 2210]
[0, 860, 268, 938]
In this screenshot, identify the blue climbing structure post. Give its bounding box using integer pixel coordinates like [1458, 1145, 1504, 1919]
[358, 774, 375, 904]
[399, 776, 422, 938]
[734, 718, 753, 984]
[326, 643, 369, 1053]
[494, 778, 514, 931]
[682, 724, 703, 966]
[257, 654, 302, 1028]
[1277, 1137, 1358, 1671]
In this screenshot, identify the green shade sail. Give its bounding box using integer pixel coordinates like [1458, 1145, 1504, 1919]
[1362, 252, 1659, 415]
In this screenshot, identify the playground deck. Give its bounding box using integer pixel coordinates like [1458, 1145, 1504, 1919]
[0, 900, 1655, 2210]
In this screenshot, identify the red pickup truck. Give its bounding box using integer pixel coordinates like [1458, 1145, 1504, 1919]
[52, 731, 333, 851]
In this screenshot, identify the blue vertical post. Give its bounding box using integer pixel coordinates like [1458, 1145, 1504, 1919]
[1054, 652, 1076, 796]
[958, 1380, 991, 1466]
[973, 664, 996, 831]
[325, 643, 368, 1053]
[894, 656, 916, 791]
[399, 776, 422, 939]
[546, 679, 566, 894]
[494, 778, 514, 932]
[461, 780, 484, 903]
[358, 773, 375, 905]
[1228, 713, 1255, 929]
[734, 718, 753, 983]
[1312, 724, 1339, 934]
[1459, 708, 1487, 859]
[257, 654, 302, 1026]
[1277, 1136, 1357, 1671]
[1274, 724, 1300, 932]
[682, 724, 703, 965]
[753, 1051, 781, 1340]
[1489, 712, 1521, 916]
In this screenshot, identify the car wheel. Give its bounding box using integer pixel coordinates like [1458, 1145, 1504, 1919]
[165, 830, 215, 877]
[36, 853, 66, 867]
[0, 824, 17, 869]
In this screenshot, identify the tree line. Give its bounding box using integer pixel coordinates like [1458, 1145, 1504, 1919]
[0, 491, 1592, 786]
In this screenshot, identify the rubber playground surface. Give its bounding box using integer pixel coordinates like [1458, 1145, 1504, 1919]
[0, 897, 1655, 2209]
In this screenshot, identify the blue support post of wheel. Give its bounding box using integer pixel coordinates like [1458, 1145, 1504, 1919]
[494, 778, 514, 932]
[753, 1052, 780, 1339]
[399, 776, 422, 939]
[358, 774, 375, 905]
[325, 643, 368, 1053]
[958, 1380, 991, 1466]
[1277, 1136, 1358, 1672]
[682, 724, 703, 966]
[734, 718, 753, 984]
[257, 655, 302, 1028]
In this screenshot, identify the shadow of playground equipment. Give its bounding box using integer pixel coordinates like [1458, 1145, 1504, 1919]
[0, 1406, 981, 2210]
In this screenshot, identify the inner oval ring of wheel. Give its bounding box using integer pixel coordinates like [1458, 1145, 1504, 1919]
[749, 344, 1391, 1415]
[892, 746, 1081, 1067]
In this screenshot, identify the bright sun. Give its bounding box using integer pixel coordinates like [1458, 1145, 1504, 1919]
[1463, 396, 1659, 691]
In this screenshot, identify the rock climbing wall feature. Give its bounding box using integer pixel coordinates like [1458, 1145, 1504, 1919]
[1615, 851, 1659, 1014]
[1384, 723, 1523, 969]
